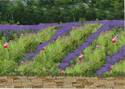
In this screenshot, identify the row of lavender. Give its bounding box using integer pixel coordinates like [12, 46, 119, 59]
[59, 20, 124, 70]
[0, 20, 123, 31]
[96, 45, 125, 76]
[0, 23, 57, 31]
[0, 23, 57, 41]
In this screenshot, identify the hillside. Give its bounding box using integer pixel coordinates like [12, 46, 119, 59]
[0, 20, 124, 77]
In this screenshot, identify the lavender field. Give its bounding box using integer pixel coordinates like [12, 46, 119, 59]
[0, 20, 124, 77]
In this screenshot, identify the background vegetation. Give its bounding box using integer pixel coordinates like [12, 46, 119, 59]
[0, 0, 124, 24]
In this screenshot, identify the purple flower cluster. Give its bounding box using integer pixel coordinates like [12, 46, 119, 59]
[49, 22, 80, 42]
[0, 23, 56, 33]
[59, 20, 124, 70]
[96, 45, 125, 76]
[0, 24, 55, 31]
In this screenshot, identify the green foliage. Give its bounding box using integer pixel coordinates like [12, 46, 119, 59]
[0, 0, 123, 24]
[0, 60, 17, 75]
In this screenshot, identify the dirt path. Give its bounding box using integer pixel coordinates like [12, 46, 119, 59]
[0, 76, 125, 88]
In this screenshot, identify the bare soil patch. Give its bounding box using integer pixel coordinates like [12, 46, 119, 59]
[0, 76, 125, 88]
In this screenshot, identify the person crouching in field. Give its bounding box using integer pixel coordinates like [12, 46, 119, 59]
[78, 52, 84, 64]
[60, 69, 65, 76]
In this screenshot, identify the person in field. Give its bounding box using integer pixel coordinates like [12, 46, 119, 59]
[78, 52, 84, 64]
[2, 35, 9, 48]
[3, 42, 9, 48]
[112, 34, 118, 44]
[60, 69, 65, 76]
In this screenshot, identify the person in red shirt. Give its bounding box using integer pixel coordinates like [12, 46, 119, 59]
[3, 42, 9, 48]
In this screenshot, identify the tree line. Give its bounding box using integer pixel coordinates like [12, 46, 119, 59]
[0, 0, 124, 24]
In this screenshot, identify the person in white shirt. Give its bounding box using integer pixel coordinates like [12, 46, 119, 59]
[78, 52, 84, 64]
